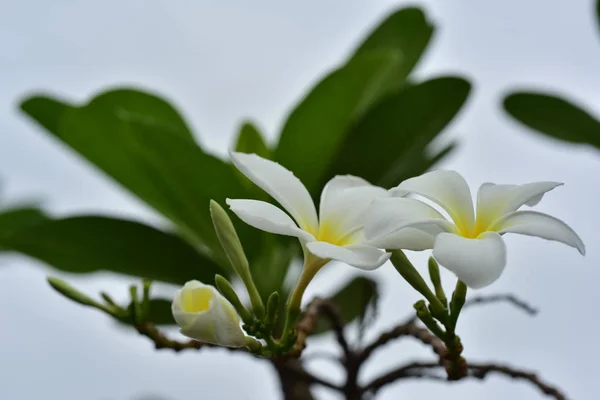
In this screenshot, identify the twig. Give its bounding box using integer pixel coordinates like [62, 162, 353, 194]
[291, 298, 349, 357]
[464, 294, 538, 316]
[135, 322, 206, 351]
[469, 363, 567, 400]
[360, 322, 445, 363]
[362, 361, 441, 393]
[362, 360, 568, 400]
[275, 359, 343, 392]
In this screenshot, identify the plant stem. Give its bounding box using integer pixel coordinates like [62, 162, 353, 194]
[280, 252, 328, 344]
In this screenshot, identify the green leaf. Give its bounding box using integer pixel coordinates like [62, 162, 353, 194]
[19, 95, 73, 133]
[251, 236, 295, 299]
[1, 216, 222, 285]
[235, 121, 271, 159]
[129, 298, 174, 325]
[0, 206, 50, 244]
[87, 87, 196, 142]
[351, 7, 434, 86]
[312, 276, 378, 335]
[503, 91, 600, 149]
[327, 76, 470, 187]
[20, 93, 251, 262]
[275, 51, 401, 195]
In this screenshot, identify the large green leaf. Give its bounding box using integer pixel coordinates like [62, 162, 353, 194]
[86, 87, 196, 142]
[1, 216, 221, 285]
[326, 76, 470, 187]
[235, 121, 271, 159]
[503, 91, 600, 149]
[0, 206, 50, 245]
[274, 51, 401, 195]
[351, 7, 434, 87]
[312, 276, 378, 335]
[20, 94, 251, 263]
[19, 95, 72, 133]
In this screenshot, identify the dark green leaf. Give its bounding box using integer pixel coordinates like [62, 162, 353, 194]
[235, 121, 271, 159]
[138, 298, 174, 325]
[503, 91, 600, 148]
[312, 276, 378, 335]
[20, 95, 73, 133]
[327, 76, 470, 187]
[275, 51, 401, 195]
[351, 7, 434, 87]
[250, 236, 295, 299]
[87, 87, 196, 142]
[1, 216, 222, 285]
[0, 206, 50, 244]
[20, 94, 252, 263]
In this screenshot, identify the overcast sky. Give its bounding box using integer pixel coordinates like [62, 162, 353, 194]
[1, 1, 600, 399]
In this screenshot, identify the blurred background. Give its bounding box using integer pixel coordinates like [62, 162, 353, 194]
[1, 0, 599, 399]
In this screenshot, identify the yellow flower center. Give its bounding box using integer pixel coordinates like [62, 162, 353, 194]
[181, 287, 213, 313]
[317, 220, 354, 247]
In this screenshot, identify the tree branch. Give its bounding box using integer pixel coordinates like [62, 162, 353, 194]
[135, 322, 206, 351]
[469, 362, 567, 400]
[360, 322, 445, 363]
[464, 294, 538, 316]
[290, 298, 349, 357]
[362, 360, 568, 400]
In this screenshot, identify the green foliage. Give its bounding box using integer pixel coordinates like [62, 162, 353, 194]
[275, 51, 401, 195]
[351, 7, 434, 88]
[313, 276, 378, 335]
[140, 298, 175, 325]
[326, 77, 470, 187]
[0, 206, 50, 244]
[504, 92, 600, 149]
[21, 93, 249, 260]
[14, 6, 472, 332]
[235, 121, 271, 159]
[1, 216, 222, 285]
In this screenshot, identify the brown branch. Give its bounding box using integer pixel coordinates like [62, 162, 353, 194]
[362, 360, 568, 400]
[290, 298, 349, 357]
[135, 322, 207, 351]
[469, 362, 568, 400]
[274, 358, 343, 392]
[360, 322, 445, 363]
[464, 294, 538, 316]
[363, 361, 442, 393]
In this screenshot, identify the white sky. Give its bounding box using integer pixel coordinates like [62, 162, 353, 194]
[1, 1, 599, 399]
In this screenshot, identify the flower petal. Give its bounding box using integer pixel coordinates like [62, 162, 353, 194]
[226, 199, 315, 242]
[489, 210, 585, 255]
[364, 197, 456, 249]
[229, 152, 319, 234]
[433, 232, 507, 289]
[475, 181, 563, 231]
[306, 241, 391, 270]
[367, 227, 437, 251]
[319, 175, 388, 240]
[395, 170, 475, 234]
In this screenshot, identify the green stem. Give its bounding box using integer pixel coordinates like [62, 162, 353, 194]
[390, 250, 447, 321]
[280, 252, 328, 343]
[449, 280, 467, 332]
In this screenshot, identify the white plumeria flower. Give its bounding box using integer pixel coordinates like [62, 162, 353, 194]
[365, 170, 585, 289]
[172, 280, 247, 347]
[226, 152, 391, 270]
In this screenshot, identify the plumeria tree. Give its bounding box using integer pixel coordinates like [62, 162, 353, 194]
[0, 5, 589, 400]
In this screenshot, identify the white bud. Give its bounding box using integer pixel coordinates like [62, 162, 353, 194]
[171, 280, 247, 348]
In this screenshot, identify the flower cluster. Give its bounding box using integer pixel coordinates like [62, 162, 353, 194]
[172, 152, 584, 350]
